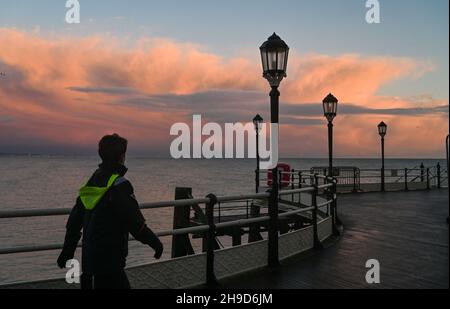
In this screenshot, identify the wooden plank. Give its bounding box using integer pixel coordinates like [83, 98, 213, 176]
[219, 189, 449, 289]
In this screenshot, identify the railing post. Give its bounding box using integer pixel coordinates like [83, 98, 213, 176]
[268, 167, 279, 268]
[437, 163, 441, 189]
[352, 168, 357, 193]
[426, 168, 430, 190]
[325, 178, 331, 216]
[205, 194, 218, 286]
[298, 172, 303, 205]
[291, 169, 295, 190]
[404, 168, 409, 191]
[331, 178, 340, 236]
[420, 163, 425, 182]
[279, 169, 283, 191]
[291, 169, 295, 203]
[255, 169, 259, 193]
[334, 177, 342, 226]
[312, 175, 323, 249]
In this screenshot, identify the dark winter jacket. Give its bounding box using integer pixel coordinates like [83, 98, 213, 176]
[61, 163, 162, 275]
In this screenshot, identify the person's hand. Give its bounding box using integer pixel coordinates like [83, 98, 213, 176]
[57, 250, 74, 269]
[153, 243, 163, 260]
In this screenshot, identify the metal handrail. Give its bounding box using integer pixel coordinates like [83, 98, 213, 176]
[216, 193, 270, 203]
[0, 171, 337, 265]
[317, 183, 334, 190]
[359, 167, 431, 183]
[279, 187, 315, 196]
[278, 207, 314, 218]
[0, 193, 270, 220]
[0, 208, 74, 219]
[394, 165, 420, 183]
[0, 224, 212, 255]
[318, 200, 333, 208]
[215, 216, 270, 229]
[280, 171, 332, 180]
[0, 198, 209, 219]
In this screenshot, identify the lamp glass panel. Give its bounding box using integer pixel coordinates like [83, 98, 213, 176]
[277, 49, 286, 71]
[261, 50, 268, 72]
[268, 51, 277, 71]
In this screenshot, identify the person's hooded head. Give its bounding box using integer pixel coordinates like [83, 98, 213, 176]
[98, 134, 128, 165]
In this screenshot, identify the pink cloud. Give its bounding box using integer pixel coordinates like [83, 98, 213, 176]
[0, 28, 447, 157]
[283, 53, 434, 107]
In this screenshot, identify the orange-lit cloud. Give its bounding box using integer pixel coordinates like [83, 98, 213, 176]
[283, 53, 434, 106]
[0, 28, 447, 157]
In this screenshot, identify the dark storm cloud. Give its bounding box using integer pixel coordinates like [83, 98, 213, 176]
[67, 86, 139, 95]
[67, 87, 449, 123]
[0, 115, 14, 124]
[282, 103, 449, 117]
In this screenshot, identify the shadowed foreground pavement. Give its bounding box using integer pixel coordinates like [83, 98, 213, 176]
[220, 189, 449, 289]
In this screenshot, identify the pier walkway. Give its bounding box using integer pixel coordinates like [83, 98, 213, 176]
[220, 189, 449, 289]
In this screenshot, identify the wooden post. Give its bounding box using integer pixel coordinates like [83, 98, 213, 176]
[171, 188, 195, 258]
[427, 168, 430, 190]
[249, 202, 263, 243]
[205, 194, 218, 287]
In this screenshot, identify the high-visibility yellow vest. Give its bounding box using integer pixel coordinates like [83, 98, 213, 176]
[80, 174, 120, 210]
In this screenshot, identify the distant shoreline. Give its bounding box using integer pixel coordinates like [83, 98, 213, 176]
[0, 153, 446, 160]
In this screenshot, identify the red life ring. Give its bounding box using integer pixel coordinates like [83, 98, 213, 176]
[267, 163, 292, 188]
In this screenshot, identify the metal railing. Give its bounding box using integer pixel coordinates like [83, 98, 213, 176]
[257, 164, 449, 193]
[357, 165, 446, 190]
[0, 169, 338, 286]
[258, 167, 361, 194]
[393, 165, 421, 183]
[310, 167, 360, 189]
[257, 170, 332, 190]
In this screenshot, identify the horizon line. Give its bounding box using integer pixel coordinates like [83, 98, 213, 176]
[0, 153, 446, 161]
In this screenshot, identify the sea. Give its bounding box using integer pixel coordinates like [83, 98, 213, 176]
[0, 155, 447, 284]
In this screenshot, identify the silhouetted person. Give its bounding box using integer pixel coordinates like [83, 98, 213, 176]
[57, 134, 163, 289]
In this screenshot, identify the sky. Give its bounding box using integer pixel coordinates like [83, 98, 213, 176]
[0, 0, 448, 158]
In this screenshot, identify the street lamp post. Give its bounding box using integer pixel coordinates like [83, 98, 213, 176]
[322, 93, 339, 234]
[253, 114, 263, 193]
[378, 122, 387, 192]
[260, 33, 289, 267]
[322, 93, 338, 179]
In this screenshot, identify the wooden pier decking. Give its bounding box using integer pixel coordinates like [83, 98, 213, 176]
[219, 189, 449, 289]
[2, 189, 448, 289]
